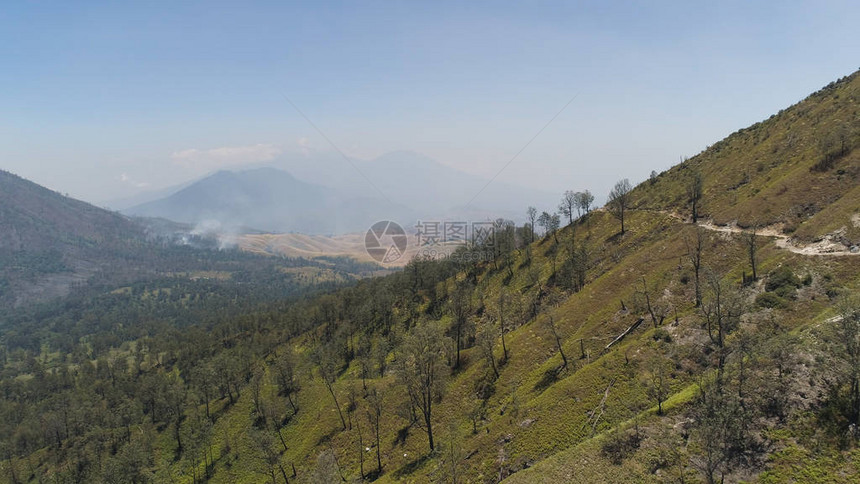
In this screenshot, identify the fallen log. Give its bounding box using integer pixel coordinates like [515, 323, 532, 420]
[581, 378, 617, 435]
[604, 318, 644, 351]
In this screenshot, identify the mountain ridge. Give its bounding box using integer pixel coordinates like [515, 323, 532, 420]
[125, 166, 416, 235]
[120, 150, 559, 235]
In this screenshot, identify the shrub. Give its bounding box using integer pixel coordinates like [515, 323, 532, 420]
[601, 428, 642, 465]
[756, 292, 788, 309]
[766, 266, 801, 299]
[652, 328, 672, 343]
[474, 371, 496, 401]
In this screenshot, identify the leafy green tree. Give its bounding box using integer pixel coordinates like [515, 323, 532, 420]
[182, 412, 213, 483]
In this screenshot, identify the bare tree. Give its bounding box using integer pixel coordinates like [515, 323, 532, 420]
[526, 206, 538, 243]
[835, 295, 860, 426]
[575, 190, 595, 217]
[396, 324, 451, 451]
[700, 272, 744, 375]
[312, 344, 347, 431]
[356, 335, 372, 394]
[689, 380, 742, 484]
[562, 237, 589, 293]
[538, 211, 561, 242]
[547, 315, 568, 369]
[688, 168, 704, 223]
[643, 355, 672, 415]
[684, 228, 706, 307]
[639, 277, 662, 328]
[476, 318, 499, 379]
[608, 178, 632, 234]
[311, 449, 343, 484]
[365, 386, 383, 475]
[815, 122, 853, 171]
[443, 421, 464, 484]
[355, 417, 365, 480]
[744, 225, 758, 282]
[250, 366, 265, 421]
[449, 280, 473, 369]
[262, 398, 288, 452]
[559, 190, 577, 226]
[248, 429, 290, 484]
[497, 289, 510, 361]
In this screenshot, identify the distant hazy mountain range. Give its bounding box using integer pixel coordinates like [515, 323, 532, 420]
[120, 151, 557, 235]
[124, 167, 415, 235]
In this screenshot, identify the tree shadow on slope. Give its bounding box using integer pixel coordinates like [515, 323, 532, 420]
[533, 364, 566, 393]
[392, 452, 434, 479]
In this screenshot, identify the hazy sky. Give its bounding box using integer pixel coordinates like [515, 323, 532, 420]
[2, 1, 859, 205]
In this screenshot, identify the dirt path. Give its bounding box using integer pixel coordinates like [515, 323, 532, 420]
[632, 208, 859, 256]
[694, 219, 858, 256]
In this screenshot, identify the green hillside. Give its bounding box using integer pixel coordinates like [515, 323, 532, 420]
[2, 71, 860, 484]
[636, 70, 860, 244]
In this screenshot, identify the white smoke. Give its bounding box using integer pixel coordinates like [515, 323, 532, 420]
[191, 219, 238, 250]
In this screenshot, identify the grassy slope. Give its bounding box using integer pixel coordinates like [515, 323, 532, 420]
[5, 71, 860, 483]
[635, 70, 860, 243]
[142, 210, 858, 484]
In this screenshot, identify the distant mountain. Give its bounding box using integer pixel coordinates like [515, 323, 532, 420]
[279, 150, 559, 222]
[100, 179, 195, 211]
[0, 170, 150, 305]
[0, 169, 384, 307]
[125, 167, 415, 235]
[115, 152, 557, 236]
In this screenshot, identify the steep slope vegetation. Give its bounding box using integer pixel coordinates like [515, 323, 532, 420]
[3, 71, 860, 484]
[636, 70, 860, 245]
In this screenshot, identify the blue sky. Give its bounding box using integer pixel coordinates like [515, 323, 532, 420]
[1, 1, 859, 204]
